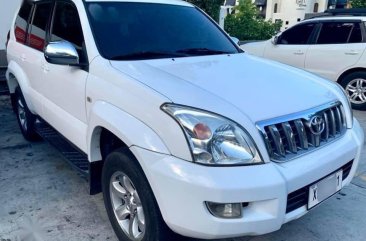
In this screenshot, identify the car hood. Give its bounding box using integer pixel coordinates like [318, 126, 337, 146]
[240, 40, 268, 57]
[110, 53, 341, 123]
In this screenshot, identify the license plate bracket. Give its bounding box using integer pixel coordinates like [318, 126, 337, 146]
[308, 170, 343, 209]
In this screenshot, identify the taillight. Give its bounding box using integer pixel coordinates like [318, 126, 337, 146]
[5, 30, 10, 48]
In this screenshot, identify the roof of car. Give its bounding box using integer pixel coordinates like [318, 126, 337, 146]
[303, 16, 366, 23]
[83, 0, 193, 7]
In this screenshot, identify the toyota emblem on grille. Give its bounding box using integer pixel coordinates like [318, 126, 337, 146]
[309, 116, 325, 135]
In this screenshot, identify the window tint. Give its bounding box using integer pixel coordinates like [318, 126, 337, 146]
[279, 23, 315, 45]
[86, 3, 238, 60]
[15, 1, 33, 44]
[51, 2, 84, 49]
[28, 2, 53, 51]
[349, 23, 363, 43]
[317, 22, 362, 44]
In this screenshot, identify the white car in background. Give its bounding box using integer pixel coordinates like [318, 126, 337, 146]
[241, 14, 366, 110]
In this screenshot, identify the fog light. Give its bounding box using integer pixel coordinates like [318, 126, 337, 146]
[206, 202, 242, 219]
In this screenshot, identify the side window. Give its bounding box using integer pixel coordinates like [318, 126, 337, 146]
[14, 1, 33, 44]
[317, 22, 360, 44]
[50, 2, 85, 60]
[28, 2, 53, 51]
[349, 23, 363, 43]
[279, 23, 315, 45]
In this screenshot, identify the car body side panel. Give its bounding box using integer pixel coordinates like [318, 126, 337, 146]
[306, 43, 366, 81]
[241, 40, 267, 57]
[85, 57, 190, 161]
[6, 60, 41, 114]
[87, 100, 170, 162]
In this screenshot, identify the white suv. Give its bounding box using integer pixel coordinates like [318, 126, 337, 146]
[6, 1, 364, 240]
[241, 15, 366, 110]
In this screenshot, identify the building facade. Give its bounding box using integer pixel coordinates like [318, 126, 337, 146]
[220, 0, 351, 30]
[260, 0, 350, 30]
[0, 0, 22, 68]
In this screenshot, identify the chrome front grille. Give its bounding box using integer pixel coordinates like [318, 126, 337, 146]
[257, 102, 347, 162]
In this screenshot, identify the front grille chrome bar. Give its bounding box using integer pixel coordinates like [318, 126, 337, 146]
[257, 101, 347, 162]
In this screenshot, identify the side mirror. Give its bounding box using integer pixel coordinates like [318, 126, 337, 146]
[44, 41, 79, 66]
[230, 36, 240, 45]
[272, 35, 279, 45]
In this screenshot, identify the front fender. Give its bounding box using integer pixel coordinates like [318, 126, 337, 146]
[87, 101, 170, 162]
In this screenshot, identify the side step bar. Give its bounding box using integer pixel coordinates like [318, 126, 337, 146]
[34, 121, 89, 174]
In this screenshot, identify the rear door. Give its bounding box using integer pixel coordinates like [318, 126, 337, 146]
[264, 22, 317, 69]
[15, 1, 53, 114]
[305, 21, 366, 81]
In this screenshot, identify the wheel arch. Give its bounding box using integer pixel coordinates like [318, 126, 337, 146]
[6, 61, 28, 93]
[337, 67, 366, 83]
[89, 126, 131, 195]
[87, 101, 170, 194]
[6, 61, 35, 112]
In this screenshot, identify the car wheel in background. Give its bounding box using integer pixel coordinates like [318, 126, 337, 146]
[14, 87, 39, 141]
[340, 71, 366, 111]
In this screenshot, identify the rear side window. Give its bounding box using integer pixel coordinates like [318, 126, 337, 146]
[317, 22, 362, 44]
[14, 0, 33, 44]
[349, 23, 363, 43]
[28, 2, 53, 51]
[279, 23, 315, 45]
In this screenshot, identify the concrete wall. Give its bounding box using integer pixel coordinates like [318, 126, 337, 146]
[0, 0, 22, 67]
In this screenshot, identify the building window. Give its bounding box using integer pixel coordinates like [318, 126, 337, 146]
[314, 3, 319, 13]
[274, 3, 278, 13]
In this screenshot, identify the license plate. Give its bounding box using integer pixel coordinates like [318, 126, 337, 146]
[308, 170, 343, 209]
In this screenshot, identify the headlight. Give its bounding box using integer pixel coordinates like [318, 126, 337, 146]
[162, 104, 263, 166]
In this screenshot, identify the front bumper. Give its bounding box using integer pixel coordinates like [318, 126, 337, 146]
[130, 118, 364, 239]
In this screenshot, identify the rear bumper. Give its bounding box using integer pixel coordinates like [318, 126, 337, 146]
[131, 118, 364, 239]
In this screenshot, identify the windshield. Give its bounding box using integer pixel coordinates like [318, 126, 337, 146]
[86, 2, 239, 60]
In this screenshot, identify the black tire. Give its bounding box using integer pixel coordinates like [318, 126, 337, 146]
[102, 148, 177, 241]
[14, 87, 39, 141]
[340, 71, 366, 111]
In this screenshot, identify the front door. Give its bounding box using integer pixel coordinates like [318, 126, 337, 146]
[264, 22, 317, 69]
[40, 1, 89, 151]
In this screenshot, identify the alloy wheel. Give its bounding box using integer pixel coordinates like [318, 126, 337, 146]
[17, 98, 28, 131]
[110, 172, 145, 241]
[346, 78, 366, 104]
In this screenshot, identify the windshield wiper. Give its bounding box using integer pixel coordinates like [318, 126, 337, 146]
[110, 51, 187, 60]
[176, 48, 233, 56]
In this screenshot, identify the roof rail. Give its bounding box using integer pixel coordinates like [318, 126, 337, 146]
[305, 8, 366, 19]
[324, 8, 366, 16]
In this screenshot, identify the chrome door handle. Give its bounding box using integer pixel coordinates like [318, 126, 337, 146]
[345, 50, 359, 55]
[294, 51, 304, 55]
